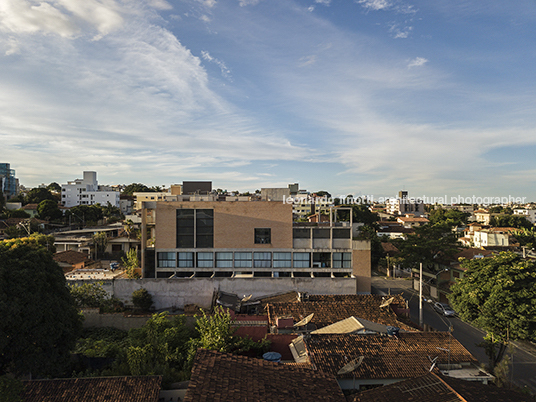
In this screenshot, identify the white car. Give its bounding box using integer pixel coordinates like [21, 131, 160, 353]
[433, 302, 456, 317]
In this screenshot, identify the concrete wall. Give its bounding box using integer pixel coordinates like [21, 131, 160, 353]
[71, 277, 358, 310]
[155, 201, 293, 249]
[352, 240, 371, 294]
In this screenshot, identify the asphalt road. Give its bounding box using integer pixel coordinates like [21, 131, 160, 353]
[371, 275, 536, 393]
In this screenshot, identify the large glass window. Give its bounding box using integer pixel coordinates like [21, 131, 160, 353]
[234, 252, 252, 268]
[332, 229, 351, 239]
[176, 209, 194, 248]
[254, 252, 272, 268]
[313, 252, 331, 268]
[196, 209, 214, 248]
[333, 252, 351, 268]
[254, 228, 271, 244]
[216, 252, 233, 268]
[313, 228, 330, 238]
[273, 252, 291, 268]
[157, 252, 176, 268]
[293, 228, 311, 239]
[177, 252, 194, 268]
[293, 252, 310, 268]
[197, 252, 214, 268]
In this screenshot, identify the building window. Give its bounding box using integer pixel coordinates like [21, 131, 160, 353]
[273, 252, 291, 268]
[157, 252, 176, 268]
[176, 209, 214, 248]
[313, 228, 330, 238]
[196, 209, 214, 248]
[254, 252, 272, 268]
[313, 252, 331, 268]
[255, 228, 271, 244]
[216, 252, 233, 268]
[293, 252, 310, 268]
[178, 252, 194, 268]
[197, 252, 213, 268]
[293, 228, 310, 239]
[332, 229, 351, 239]
[333, 252, 351, 268]
[234, 252, 252, 268]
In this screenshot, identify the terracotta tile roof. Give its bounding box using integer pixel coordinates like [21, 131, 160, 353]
[303, 332, 478, 380]
[22, 203, 39, 210]
[53, 250, 91, 265]
[381, 242, 399, 255]
[22, 376, 161, 402]
[351, 372, 532, 402]
[398, 216, 429, 223]
[266, 294, 414, 332]
[453, 248, 494, 261]
[184, 349, 345, 401]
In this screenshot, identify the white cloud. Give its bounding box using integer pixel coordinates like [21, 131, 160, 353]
[196, 0, 217, 8]
[298, 55, 316, 67]
[407, 57, 428, 67]
[238, 0, 261, 6]
[389, 23, 412, 38]
[356, 0, 392, 11]
[147, 0, 173, 10]
[201, 50, 231, 78]
[315, 0, 332, 5]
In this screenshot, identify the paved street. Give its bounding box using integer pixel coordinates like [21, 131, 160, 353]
[371, 275, 536, 393]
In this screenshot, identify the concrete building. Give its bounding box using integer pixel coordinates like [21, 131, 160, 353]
[141, 200, 371, 293]
[385, 191, 424, 217]
[0, 163, 18, 200]
[513, 209, 536, 224]
[61, 171, 119, 208]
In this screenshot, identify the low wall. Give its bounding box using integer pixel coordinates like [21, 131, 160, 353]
[71, 277, 358, 310]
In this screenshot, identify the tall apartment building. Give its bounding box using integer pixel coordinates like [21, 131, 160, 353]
[0, 163, 18, 200]
[61, 171, 119, 208]
[385, 191, 424, 216]
[141, 200, 371, 293]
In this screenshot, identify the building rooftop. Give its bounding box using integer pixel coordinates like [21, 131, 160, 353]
[266, 294, 414, 332]
[22, 376, 162, 402]
[350, 372, 529, 402]
[184, 349, 345, 401]
[53, 250, 91, 265]
[303, 332, 479, 380]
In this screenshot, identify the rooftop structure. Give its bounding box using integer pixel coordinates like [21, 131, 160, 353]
[61, 171, 119, 208]
[0, 163, 18, 200]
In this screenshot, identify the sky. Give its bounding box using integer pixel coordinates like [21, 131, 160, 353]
[1, 0, 536, 202]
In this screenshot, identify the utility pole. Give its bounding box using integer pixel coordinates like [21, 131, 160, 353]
[419, 262, 423, 328]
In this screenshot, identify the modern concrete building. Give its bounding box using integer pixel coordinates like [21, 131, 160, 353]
[61, 171, 120, 208]
[0, 163, 18, 200]
[385, 191, 424, 217]
[140, 200, 371, 293]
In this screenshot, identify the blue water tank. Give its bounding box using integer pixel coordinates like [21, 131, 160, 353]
[263, 352, 282, 363]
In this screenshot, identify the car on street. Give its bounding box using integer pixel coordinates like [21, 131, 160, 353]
[433, 302, 456, 317]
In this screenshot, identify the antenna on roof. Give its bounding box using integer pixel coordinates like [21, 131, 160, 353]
[337, 356, 364, 375]
[241, 294, 252, 302]
[379, 297, 395, 309]
[428, 355, 438, 372]
[294, 313, 314, 328]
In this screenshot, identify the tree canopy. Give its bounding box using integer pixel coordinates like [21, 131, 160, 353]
[490, 214, 532, 229]
[37, 199, 63, 221]
[0, 236, 82, 377]
[25, 187, 57, 205]
[121, 183, 156, 196]
[393, 224, 460, 271]
[428, 208, 470, 227]
[450, 252, 536, 344]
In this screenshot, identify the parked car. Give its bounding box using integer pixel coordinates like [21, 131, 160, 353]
[433, 302, 456, 317]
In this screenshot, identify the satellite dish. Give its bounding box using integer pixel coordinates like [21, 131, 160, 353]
[379, 297, 395, 308]
[241, 294, 252, 302]
[294, 313, 314, 327]
[337, 356, 364, 375]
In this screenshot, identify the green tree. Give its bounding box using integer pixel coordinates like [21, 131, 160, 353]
[66, 205, 104, 226]
[393, 224, 460, 272]
[92, 231, 108, 260]
[37, 199, 63, 221]
[0, 237, 83, 377]
[511, 227, 536, 250]
[7, 209, 30, 219]
[121, 183, 156, 196]
[449, 252, 536, 370]
[122, 248, 141, 279]
[428, 208, 469, 228]
[0, 376, 24, 402]
[46, 182, 61, 193]
[69, 282, 121, 312]
[25, 187, 56, 205]
[131, 288, 153, 311]
[490, 215, 532, 229]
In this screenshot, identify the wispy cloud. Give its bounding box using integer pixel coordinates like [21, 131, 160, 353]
[201, 50, 232, 79]
[238, 0, 261, 6]
[408, 57, 428, 68]
[356, 0, 392, 11]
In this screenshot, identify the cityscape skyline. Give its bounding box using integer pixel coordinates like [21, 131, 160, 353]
[1, 1, 535, 199]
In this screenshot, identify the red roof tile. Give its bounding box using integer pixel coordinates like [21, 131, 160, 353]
[184, 349, 345, 401]
[22, 376, 161, 402]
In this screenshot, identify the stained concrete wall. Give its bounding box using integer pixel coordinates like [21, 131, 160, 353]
[70, 277, 358, 310]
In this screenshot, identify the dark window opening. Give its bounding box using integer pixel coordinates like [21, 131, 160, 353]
[255, 228, 271, 244]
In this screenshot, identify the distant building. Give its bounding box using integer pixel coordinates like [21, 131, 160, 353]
[0, 163, 18, 200]
[60, 171, 119, 208]
[385, 191, 424, 216]
[513, 209, 536, 224]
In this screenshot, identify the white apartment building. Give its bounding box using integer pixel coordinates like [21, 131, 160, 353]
[61, 171, 119, 208]
[513, 209, 536, 225]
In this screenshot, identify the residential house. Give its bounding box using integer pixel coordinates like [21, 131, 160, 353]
[22, 203, 39, 217]
[53, 250, 91, 273]
[184, 349, 345, 401]
[513, 209, 536, 225]
[397, 215, 429, 228]
[385, 191, 425, 217]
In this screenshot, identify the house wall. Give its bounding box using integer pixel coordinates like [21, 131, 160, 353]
[70, 277, 358, 310]
[353, 240, 371, 294]
[155, 201, 293, 249]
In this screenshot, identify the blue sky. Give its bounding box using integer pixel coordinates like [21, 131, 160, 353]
[1, 0, 536, 201]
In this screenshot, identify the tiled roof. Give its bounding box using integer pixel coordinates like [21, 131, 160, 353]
[53, 250, 91, 265]
[303, 332, 478, 380]
[22, 203, 39, 210]
[266, 294, 414, 332]
[184, 349, 345, 402]
[453, 248, 494, 260]
[22, 376, 161, 402]
[398, 216, 429, 223]
[351, 372, 532, 402]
